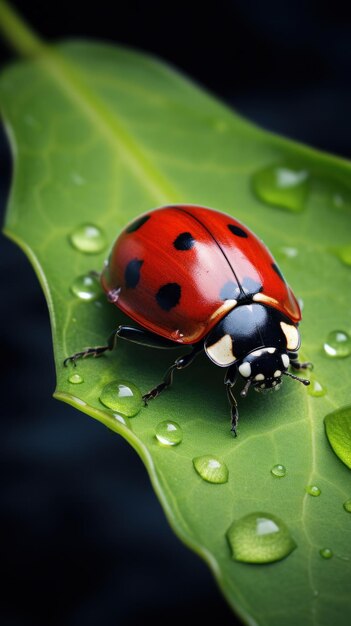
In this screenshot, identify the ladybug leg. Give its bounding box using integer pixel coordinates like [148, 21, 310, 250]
[142, 363, 178, 403]
[142, 342, 204, 404]
[224, 365, 239, 437]
[288, 351, 313, 370]
[64, 326, 179, 366]
[115, 326, 181, 349]
[63, 331, 118, 366]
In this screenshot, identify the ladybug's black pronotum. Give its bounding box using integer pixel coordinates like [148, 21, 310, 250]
[65, 205, 311, 434]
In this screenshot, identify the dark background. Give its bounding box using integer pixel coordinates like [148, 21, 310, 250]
[1, 1, 351, 625]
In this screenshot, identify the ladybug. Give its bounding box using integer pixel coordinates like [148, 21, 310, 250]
[65, 205, 311, 434]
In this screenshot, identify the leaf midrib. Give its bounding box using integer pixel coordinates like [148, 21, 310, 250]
[30, 47, 181, 205]
[0, 1, 179, 202]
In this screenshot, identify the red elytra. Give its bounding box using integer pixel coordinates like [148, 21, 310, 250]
[101, 204, 301, 344]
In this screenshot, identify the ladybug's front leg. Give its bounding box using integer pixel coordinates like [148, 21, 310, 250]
[224, 365, 239, 437]
[288, 351, 313, 371]
[63, 330, 118, 366]
[143, 342, 203, 404]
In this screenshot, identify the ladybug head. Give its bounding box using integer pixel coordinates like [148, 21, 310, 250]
[237, 348, 309, 396]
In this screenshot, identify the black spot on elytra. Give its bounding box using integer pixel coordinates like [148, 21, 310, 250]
[126, 214, 150, 233]
[125, 259, 143, 288]
[228, 224, 248, 238]
[156, 283, 181, 311]
[220, 281, 240, 300]
[173, 232, 195, 251]
[272, 263, 286, 282]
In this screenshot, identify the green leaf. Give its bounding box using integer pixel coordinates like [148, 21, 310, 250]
[1, 14, 351, 626]
[324, 406, 351, 469]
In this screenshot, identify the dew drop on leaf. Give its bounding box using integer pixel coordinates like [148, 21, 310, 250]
[70, 171, 86, 186]
[99, 380, 142, 417]
[343, 499, 351, 513]
[319, 548, 333, 559]
[271, 464, 286, 478]
[193, 455, 229, 484]
[69, 223, 107, 254]
[112, 413, 131, 428]
[155, 420, 183, 446]
[305, 485, 321, 497]
[251, 163, 309, 212]
[324, 405, 351, 469]
[70, 273, 101, 301]
[323, 330, 351, 358]
[277, 246, 299, 260]
[332, 192, 346, 209]
[68, 373, 84, 384]
[307, 377, 327, 398]
[226, 512, 296, 564]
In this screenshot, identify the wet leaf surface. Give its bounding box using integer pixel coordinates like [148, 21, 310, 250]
[2, 39, 351, 626]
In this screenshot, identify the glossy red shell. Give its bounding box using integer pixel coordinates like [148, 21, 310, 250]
[101, 205, 301, 344]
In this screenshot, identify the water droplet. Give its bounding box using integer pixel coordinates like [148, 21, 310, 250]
[323, 330, 351, 358]
[333, 193, 345, 209]
[252, 163, 309, 212]
[319, 548, 333, 559]
[324, 405, 351, 469]
[75, 398, 87, 408]
[99, 380, 142, 417]
[112, 413, 131, 428]
[271, 464, 286, 478]
[307, 377, 327, 398]
[226, 512, 296, 564]
[69, 223, 107, 254]
[170, 329, 184, 341]
[71, 171, 86, 186]
[155, 421, 183, 446]
[70, 273, 101, 301]
[193, 455, 229, 484]
[68, 373, 84, 384]
[278, 246, 299, 259]
[305, 485, 321, 497]
[343, 499, 351, 513]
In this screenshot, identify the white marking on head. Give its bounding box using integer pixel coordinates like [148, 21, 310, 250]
[255, 373, 265, 381]
[247, 304, 253, 313]
[272, 380, 278, 386]
[280, 322, 300, 351]
[267, 347, 276, 354]
[274, 370, 282, 378]
[239, 362, 252, 378]
[281, 354, 290, 369]
[205, 334, 235, 366]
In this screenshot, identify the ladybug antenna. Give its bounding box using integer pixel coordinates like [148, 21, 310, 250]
[282, 371, 310, 386]
[241, 379, 252, 397]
